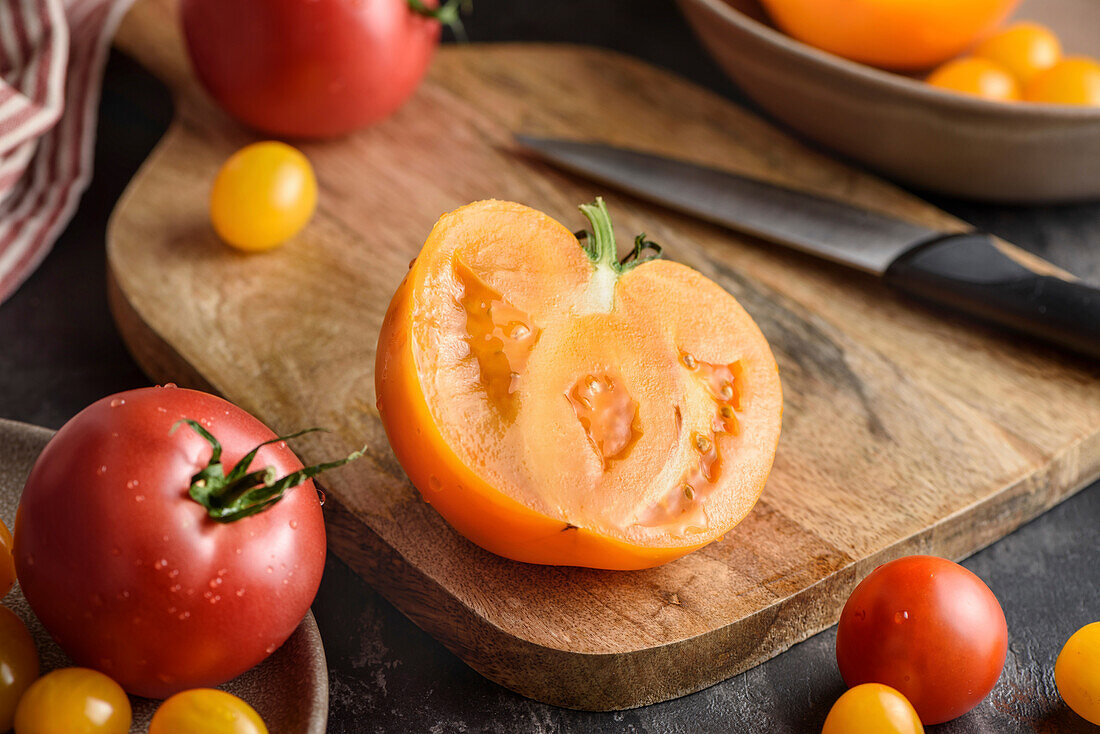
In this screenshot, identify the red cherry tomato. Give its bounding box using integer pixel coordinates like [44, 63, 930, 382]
[14, 387, 359, 698]
[181, 0, 452, 138]
[835, 555, 1007, 725]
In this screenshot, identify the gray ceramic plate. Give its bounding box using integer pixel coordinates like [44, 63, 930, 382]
[677, 0, 1100, 202]
[0, 419, 328, 733]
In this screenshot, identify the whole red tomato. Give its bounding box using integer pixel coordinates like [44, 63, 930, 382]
[14, 386, 360, 698]
[836, 555, 1008, 725]
[181, 0, 455, 138]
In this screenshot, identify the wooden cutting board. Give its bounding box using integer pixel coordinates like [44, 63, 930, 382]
[106, 0, 1100, 710]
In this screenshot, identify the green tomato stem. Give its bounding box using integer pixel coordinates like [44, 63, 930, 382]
[173, 420, 364, 523]
[407, 0, 470, 41]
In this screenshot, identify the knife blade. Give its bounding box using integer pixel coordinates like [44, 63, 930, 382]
[516, 135, 1100, 359]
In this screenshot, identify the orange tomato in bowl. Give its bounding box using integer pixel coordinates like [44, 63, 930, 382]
[927, 58, 1021, 101]
[0, 519, 15, 599]
[14, 668, 131, 734]
[375, 199, 782, 569]
[1024, 57, 1100, 106]
[973, 22, 1062, 84]
[0, 607, 38, 731]
[758, 0, 1021, 70]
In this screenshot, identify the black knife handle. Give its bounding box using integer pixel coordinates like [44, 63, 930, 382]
[883, 233, 1100, 359]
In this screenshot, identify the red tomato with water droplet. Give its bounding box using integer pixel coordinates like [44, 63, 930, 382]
[13, 387, 333, 698]
[836, 555, 1007, 725]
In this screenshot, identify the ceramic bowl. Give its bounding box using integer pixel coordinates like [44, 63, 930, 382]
[676, 0, 1100, 202]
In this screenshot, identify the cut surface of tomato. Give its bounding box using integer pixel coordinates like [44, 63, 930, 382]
[376, 200, 782, 569]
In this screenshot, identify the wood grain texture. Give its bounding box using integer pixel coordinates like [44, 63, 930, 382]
[107, 0, 1100, 710]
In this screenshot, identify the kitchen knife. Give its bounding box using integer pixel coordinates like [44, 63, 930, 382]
[516, 135, 1100, 359]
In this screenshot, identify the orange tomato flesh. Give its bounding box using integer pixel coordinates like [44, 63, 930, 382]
[376, 200, 782, 569]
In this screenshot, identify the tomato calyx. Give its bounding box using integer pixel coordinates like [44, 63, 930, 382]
[174, 420, 364, 522]
[577, 197, 663, 274]
[574, 197, 662, 312]
[406, 0, 470, 39]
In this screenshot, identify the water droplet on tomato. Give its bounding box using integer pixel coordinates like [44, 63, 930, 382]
[178, 611, 190, 621]
[156, 406, 167, 414]
[289, 519, 299, 529]
[236, 588, 245, 598]
[110, 398, 125, 408]
[266, 566, 274, 574]
[235, 548, 242, 555]
[126, 479, 139, 490]
[134, 494, 145, 503]
[894, 610, 909, 624]
[428, 476, 442, 492]
[97, 465, 107, 476]
[154, 559, 167, 570]
[163, 383, 177, 388]
[209, 577, 222, 589]
[169, 584, 181, 593]
[316, 489, 326, 506]
[168, 569, 180, 579]
[265, 644, 277, 654]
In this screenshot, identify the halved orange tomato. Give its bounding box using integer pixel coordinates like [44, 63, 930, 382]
[376, 200, 782, 569]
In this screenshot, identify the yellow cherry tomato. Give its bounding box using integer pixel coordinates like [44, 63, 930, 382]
[822, 683, 924, 734]
[927, 57, 1021, 101]
[0, 519, 15, 598]
[1024, 57, 1100, 106]
[14, 668, 131, 734]
[1056, 622, 1100, 725]
[210, 141, 317, 252]
[0, 606, 38, 731]
[973, 22, 1062, 85]
[150, 689, 268, 734]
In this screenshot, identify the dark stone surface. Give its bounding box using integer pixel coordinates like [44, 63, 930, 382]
[0, 3, 1097, 731]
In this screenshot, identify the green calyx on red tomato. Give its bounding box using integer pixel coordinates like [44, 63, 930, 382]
[175, 421, 363, 523]
[406, 0, 470, 40]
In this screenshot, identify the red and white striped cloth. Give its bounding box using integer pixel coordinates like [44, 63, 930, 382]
[0, 0, 133, 303]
